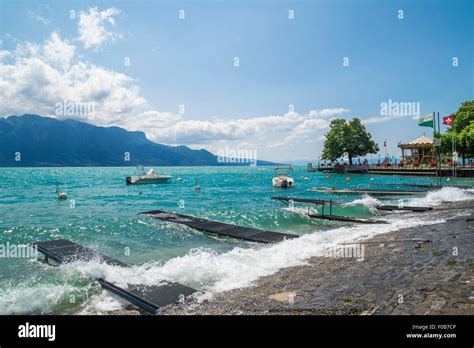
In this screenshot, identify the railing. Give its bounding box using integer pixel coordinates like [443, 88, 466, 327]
[315, 162, 474, 170]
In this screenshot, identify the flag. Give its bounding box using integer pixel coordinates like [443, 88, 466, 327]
[443, 114, 453, 126]
[383, 140, 387, 147]
[418, 114, 434, 128]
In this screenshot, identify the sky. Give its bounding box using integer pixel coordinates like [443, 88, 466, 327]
[0, 0, 472, 163]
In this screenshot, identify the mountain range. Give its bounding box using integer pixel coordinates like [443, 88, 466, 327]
[0, 115, 274, 167]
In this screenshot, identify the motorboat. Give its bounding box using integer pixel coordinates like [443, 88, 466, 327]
[126, 167, 172, 185]
[272, 165, 295, 188]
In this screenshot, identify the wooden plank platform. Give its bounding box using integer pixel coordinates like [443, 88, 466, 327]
[306, 213, 387, 224]
[97, 278, 195, 314]
[32, 239, 196, 314]
[374, 205, 433, 212]
[272, 197, 387, 223]
[311, 188, 430, 196]
[140, 210, 298, 243]
[33, 239, 129, 267]
[272, 196, 432, 213]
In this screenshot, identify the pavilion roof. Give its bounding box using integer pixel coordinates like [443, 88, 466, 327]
[399, 134, 433, 148]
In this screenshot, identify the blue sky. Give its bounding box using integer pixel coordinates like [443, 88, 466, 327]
[0, 0, 472, 162]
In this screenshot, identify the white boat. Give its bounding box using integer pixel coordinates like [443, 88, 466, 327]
[126, 167, 172, 185]
[272, 166, 295, 188]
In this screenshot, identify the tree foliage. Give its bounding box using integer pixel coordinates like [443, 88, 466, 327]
[322, 118, 379, 165]
[439, 100, 474, 161]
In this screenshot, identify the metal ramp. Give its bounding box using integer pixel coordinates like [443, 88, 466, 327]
[140, 210, 298, 243]
[272, 197, 388, 224]
[32, 239, 196, 314]
[272, 196, 433, 213]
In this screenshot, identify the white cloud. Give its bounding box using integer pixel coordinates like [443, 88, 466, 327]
[28, 10, 51, 25]
[308, 108, 349, 118]
[140, 109, 346, 146]
[0, 31, 146, 123]
[78, 7, 121, 50]
[43, 31, 75, 71]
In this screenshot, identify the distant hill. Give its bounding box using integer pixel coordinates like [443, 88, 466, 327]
[0, 115, 275, 167]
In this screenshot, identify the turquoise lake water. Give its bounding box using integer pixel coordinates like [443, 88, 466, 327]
[0, 166, 473, 314]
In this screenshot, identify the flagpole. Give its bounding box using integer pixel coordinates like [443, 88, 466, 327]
[452, 114, 456, 181]
[433, 112, 436, 186]
[437, 112, 441, 187]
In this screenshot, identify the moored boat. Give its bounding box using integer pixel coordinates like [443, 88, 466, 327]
[272, 165, 295, 188]
[126, 167, 172, 185]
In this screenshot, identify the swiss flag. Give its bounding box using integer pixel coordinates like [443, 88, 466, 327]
[443, 114, 453, 126]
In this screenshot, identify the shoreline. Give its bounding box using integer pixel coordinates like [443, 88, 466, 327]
[163, 199, 474, 315]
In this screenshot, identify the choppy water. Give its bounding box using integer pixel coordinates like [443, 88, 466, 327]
[0, 166, 473, 314]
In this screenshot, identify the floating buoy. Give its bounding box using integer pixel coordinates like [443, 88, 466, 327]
[177, 177, 183, 182]
[345, 177, 350, 182]
[326, 175, 331, 179]
[447, 178, 451, 181]
[370, 177, 375, 181]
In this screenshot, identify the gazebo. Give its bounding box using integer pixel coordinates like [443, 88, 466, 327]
[398, 134, 434, 165]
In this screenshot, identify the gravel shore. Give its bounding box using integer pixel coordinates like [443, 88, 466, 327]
[163, 200, 474, 315]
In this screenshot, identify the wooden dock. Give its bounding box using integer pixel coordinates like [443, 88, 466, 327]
[272, 196, 388, 223]
[272, 196, 432, 213]
[306, 213, 387, 224]
[32, 239, 196, 314]
[374, 205, 432, 212]
[140, 210, 298, 243]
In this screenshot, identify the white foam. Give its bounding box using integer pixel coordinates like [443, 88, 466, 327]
[344, 194, 381, 208]
[0, 284, 75, 314]
[282, 206, 316, 216]
[404, 187, 474, 207]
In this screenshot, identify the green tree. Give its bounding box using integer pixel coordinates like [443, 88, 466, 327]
[322, 118, 379, 165]
[440, 100, 474, 163]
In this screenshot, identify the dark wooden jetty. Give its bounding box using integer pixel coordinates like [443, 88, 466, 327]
[140, 210, 298, 243]
[374, 205, 432, 212]
[272, 196, 432, 213]
[272, 197, 388, 224]
[32, 239, 196, 314]
[311, 188, 430, 196]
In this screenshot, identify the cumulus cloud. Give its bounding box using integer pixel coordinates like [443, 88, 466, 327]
[308, 108, 349, 118]
[0, 31, 145, 122]
[139, 109, 346, 146]
[78, 7, 121, 50]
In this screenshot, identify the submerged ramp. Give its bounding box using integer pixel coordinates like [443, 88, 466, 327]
[140, 210, 298, 243]
[32, 239, 196, 314]
[272, 196, 432, 213]
[306, 213, 387, 224]
[33, 239, 129, 267]
[374, 205, 433, 212]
